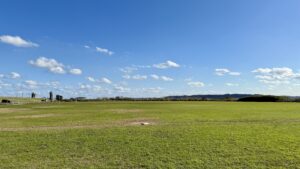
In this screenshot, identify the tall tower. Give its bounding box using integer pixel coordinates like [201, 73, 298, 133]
[49, 91, 53, 101]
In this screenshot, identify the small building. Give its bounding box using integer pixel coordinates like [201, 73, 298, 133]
[56, 95, 63, 101]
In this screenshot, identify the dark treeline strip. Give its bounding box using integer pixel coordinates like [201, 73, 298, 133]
[64, 95, 300, 102]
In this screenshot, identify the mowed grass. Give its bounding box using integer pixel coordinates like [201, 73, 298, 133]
[0, 101, 299, 168]
[0, 97, 41, 104]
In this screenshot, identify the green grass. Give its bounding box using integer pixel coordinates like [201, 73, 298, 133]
[0, 101, 299, 168]
[0, 97, 41, 104]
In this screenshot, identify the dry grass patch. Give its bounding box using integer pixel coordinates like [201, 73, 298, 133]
[106, 109, 144, 114]
[13, 114, 56, 119]
[0, 108, 31, 114]
[0, 118, 159, 131]
[118, 118, 159, 126]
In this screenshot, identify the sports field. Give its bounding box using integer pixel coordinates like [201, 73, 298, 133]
[0, 101, 299, 168]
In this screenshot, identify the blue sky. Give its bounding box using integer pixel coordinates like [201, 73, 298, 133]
[1, 0, 300, 98]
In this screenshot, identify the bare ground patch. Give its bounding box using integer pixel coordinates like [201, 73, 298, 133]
[13, 114, 56, 119]
[0, 118, 159, 131]
[106, 109, 144, 114]
[118, 118, 158, 126]
[0, 108, 31, 114]
[32, 106, 71, 109]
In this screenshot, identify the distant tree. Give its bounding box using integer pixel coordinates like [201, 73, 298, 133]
[238, 96, 281, 102]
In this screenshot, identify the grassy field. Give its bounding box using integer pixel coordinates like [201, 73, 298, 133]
[0, 101, 299, 168]
[0, 97, 41, 104]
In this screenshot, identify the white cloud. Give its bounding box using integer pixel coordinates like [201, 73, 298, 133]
[29, 57, 81, 75]
[25, 80, 37, 86]
[120, 67, 138, 74]
[188, 81, 205, 88]
[140, 87, 162, 93]
[29, 57, 66, 74]
[150, 74, 160, 80]
[114, 85, 130, 93]
[153, 60, 180, 69]
[96, 47, 114, 56]
[0, 74, 4, 78]
[215, 68, 230, 76]
[84, 45, 90, 49]
[215, 68, 240, 76]
[150, 74, 173, 81]
[226, 83, 239, 86]
[24, 80, 38, 89]
[0, 35, 39, 47]
[132, 75, 147, 80]
[160, 76, 173, 81]
[101, 77, 112, 84]
[252, 67, 296, 85]
[86, 77, 112, 84]
[69, 69, 82, 75]
[10, 72, 21, 79]
[122, 74, 148, 80]
[87, 77, 96, 82]
[124, 74, 173, 81]
[252, 68, 272, 74]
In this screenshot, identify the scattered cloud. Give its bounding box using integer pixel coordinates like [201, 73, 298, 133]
[86, 77, 113, 84]
[69, 69, 82, 75]
[215, 68, 241, 76]
[226, 83, 239, 86]
[150, 74, 160, 80]
[161, 76, 173, 81]
[29, 57, 66, 74]
[120, 67, 138, 74]
[25, 80, 38, 88]
[153, 60, 180, 69]
[187, 81, 205, 87]
[10, 72, 21, 79]
[140, 87, 162, 93]
[114, 85, 130, 93]
[122, 74, 147, 80]
[96, 47, 114, 55]
[87, 77, 96, 82]
[101, 77, 112, 84]
[29, 57, 82, 75]
[150, 74, 173, 81]
[84, 45, 90, 49]
[132, 75, 147, 80]
[252, 67, 297, 85]
[0, 35, 39, 47]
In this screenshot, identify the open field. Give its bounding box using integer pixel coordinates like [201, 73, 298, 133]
[0, 101, 299, 168]
[0, 97, 41, 104]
